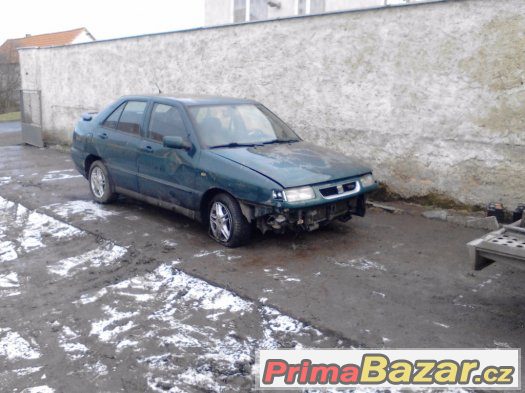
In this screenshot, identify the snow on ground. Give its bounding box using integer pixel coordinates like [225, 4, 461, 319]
[263, 266, 302, 283]
[336, 257, 387, 271]
[0, 196, 83, 259]
[41, 169, 82, 182]
[0, 272, 20, 297]
[193, 249, 242, 261]
[0, 193, 477, 392]
[0, 329, 40, 360]
[58, 326, 89, 361]
[44, 200, 119, 222]
[79, 262, 333, 392]
[48, 241, 127, 277]
[20, 386, 55, 393]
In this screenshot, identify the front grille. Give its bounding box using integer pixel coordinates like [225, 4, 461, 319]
[319, 181, 357, 198]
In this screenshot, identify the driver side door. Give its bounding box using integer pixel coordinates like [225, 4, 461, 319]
[137, 102, 200, 210]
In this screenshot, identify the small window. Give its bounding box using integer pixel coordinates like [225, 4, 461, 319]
[102, 103, 125, 129]
[148, 103, 188, 142]
[310, 0, 325, 13]
[116, 101, 147, 136]
[297, 0, 307, 15]
[250, 0, 267, 21]
[234, 0, 247, 22]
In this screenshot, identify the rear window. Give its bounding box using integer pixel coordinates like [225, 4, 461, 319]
[102, 103, 125, 129]
[116, 101, 147, 136]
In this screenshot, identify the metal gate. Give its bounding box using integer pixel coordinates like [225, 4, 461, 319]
[20, 90, 44, 147]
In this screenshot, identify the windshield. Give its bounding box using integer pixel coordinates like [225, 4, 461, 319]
[187, 104, 301, 148]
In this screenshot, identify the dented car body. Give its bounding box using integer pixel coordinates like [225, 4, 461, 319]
[71, 95, 378, 247]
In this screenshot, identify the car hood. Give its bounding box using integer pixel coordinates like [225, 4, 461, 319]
[211, 141, 371, 188]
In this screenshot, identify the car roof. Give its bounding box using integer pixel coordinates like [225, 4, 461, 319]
[120, 94, 258, 106]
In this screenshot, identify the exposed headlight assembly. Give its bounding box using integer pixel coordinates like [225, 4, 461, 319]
[282, 186, 316, 203]
[360, 174, 375, 188]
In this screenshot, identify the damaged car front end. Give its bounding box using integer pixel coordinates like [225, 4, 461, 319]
[239, 174, 376, 234]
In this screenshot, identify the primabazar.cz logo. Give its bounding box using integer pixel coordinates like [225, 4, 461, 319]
[256, 349, 521, 390]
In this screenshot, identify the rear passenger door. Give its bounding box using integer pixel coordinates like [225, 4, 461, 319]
[137, 102, 199, 209]
[95, 100, 147, 192]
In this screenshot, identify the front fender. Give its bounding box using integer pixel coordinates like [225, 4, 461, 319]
[197, 151, 280, 206]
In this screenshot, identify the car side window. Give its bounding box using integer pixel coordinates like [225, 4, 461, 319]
[101, 103, 125, 129]
[148, 103, 188, 142]
[116, 101, 147, 136]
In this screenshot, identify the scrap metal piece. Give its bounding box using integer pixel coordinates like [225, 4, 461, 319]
[467, 220, 525, 271]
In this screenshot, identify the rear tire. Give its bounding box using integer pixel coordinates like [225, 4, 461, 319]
[209, 193, 251, 247]
[88, 160, 117, 204]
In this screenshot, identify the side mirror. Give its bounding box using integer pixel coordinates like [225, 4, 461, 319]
[163, 136, 192, 150]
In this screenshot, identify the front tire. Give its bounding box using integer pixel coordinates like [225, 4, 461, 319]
[88, 160, 117, 204]
[209, 193, 251, 247]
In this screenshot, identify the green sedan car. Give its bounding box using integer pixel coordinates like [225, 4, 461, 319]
[71, 95, 378, 247]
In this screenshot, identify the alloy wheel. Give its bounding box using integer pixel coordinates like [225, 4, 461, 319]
[91, 167, 106, 198]
[210, 201, 232, 242]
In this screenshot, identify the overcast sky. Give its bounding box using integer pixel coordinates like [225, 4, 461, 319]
[0, 0, 205, 44]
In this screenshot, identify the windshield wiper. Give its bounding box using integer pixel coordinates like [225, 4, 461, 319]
[209, 142, 260, 149]
[262, 139, 300, 145]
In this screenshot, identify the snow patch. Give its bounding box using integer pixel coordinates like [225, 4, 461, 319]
[58, 326, 88, 360]
[78, 262, 335, 391]
[15, 203, 82, 253]
[0, 272, 19, 288]
[494, 341, 511, 348]
[48, 241, 127, 277]
[372, 291, 386, 298]
[264, 267, 301, 283]
[0, 241, 17, 262]
[21, 386, 55, 393]
[0, 272, 20, 297]
[90, 306, 138, 342]
[337, 257, 387, 272]
[193, 249, 241, 261]
[45, 200, 119, 222]
[42, 170, 82, 182]
[0, 329, 40, 360]
[13, 366, 43, 376]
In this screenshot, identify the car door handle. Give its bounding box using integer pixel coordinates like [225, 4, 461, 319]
[141, 145, 153, 152]
[98, 132, 108, 140]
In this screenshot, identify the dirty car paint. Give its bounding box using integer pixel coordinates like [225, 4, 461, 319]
[71, 95, 378, 225]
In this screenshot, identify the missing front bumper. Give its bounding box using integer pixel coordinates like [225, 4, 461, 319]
[257, 195, 366, 233]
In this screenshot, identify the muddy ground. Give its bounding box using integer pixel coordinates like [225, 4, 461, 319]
[0, 134, 523, 392]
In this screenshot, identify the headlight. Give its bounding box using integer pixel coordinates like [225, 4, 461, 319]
[360, 174, 375, 188]
[282, 186, 315, 203]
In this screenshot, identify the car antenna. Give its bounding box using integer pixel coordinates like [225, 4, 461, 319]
[154, 82, 162, 94]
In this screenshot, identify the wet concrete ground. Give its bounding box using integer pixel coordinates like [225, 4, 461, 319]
[0, 121, 22, 146]
[0, 138, 523, 392]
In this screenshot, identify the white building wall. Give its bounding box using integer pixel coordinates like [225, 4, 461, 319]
[205, 0, 418, 25]
[325, 0, 385, 12]
[205, 0, 234, 25]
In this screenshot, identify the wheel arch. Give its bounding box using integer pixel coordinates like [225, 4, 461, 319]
[199, 188, 254, 223]
[84, 154, 101, 176]
[199, 188, 230, 222]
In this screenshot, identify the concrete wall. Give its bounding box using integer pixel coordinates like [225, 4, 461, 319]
[19, 0, 525, 207]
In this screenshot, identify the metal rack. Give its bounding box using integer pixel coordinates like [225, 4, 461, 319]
[468, 219, 525, 271]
